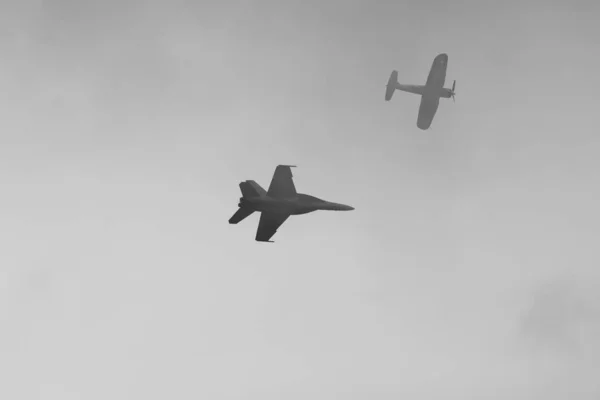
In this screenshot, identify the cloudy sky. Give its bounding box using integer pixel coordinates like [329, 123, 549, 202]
[1, 1, 599, 399]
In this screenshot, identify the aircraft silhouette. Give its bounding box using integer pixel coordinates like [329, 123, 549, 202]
[385, 53, 456, 130]
[229, 165, 354, 242]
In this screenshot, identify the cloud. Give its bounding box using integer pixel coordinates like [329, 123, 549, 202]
[519, 275, 600, 363]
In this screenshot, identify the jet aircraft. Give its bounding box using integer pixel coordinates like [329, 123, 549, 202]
[228, 165, 354, 242]
[385, 53, 456, 130]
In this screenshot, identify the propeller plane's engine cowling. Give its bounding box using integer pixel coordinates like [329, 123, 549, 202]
[440, 88, 453, 98]
[440, 80, 456, 100]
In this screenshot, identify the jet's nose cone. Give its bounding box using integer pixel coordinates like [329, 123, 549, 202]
[322, 201, 355, 211]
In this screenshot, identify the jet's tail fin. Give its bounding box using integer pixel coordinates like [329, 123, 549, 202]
[385, 70, 398, 101]
[239, 180, 266, 198]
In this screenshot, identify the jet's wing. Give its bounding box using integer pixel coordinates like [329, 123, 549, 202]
[416, 96, 440, 130]
[256, 212, 290, 242]
[267, 165, 297, 199]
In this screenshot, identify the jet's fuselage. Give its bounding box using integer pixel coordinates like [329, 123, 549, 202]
[240, 193, 354, 215]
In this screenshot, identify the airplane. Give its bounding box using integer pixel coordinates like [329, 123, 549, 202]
[385, 53, 456, 130]
[228, 165, 355, 242]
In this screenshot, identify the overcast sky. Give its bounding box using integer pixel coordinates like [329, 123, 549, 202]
[1, 1, 599, 399]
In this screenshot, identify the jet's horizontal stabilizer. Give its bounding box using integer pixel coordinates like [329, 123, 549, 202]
[229, 207, 255, 224]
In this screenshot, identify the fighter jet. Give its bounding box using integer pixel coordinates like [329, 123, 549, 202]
[228, 165, 354, 242]
[385, 53, 456, 130]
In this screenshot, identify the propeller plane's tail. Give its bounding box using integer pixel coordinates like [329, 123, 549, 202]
[385, 70, 399, 101]
[385, 70, 425, 100]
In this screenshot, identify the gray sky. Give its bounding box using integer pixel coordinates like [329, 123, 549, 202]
[1, 1, 599, 399]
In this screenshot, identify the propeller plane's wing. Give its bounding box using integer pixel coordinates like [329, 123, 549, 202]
[425, 53, 448, 88]
[417, 96, 440, 130]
